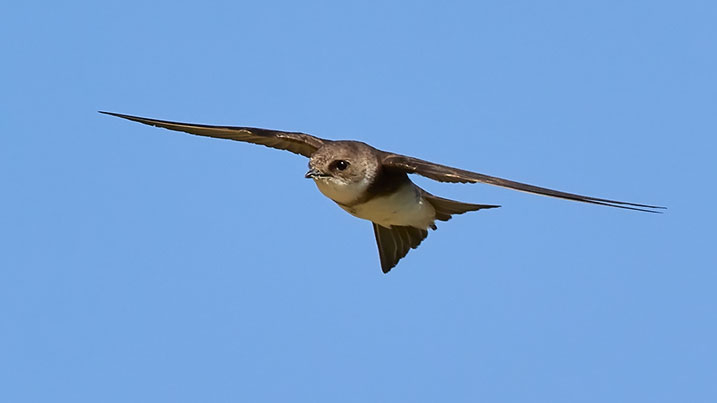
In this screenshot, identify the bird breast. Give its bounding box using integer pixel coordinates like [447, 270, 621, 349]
[314, 178, 436, 229]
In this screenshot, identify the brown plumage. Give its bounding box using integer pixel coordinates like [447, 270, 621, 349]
[101, 111, 664, 273]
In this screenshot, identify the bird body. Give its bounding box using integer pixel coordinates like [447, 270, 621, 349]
[332, 180, 436, 230]
[101, 111, 663, 273]
[308, 141, 438, 229]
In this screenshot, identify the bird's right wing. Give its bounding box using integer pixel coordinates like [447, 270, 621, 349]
[100, 111, 328, 158]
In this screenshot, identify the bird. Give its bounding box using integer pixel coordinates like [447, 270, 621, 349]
[100, 111, 664, 273]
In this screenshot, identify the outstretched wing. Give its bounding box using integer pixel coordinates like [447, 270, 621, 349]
[382, 153, 665, 213]
[100, 111, 327, 158]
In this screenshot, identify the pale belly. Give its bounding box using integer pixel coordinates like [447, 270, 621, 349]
[345, 194, 435, 229]
[314, 177, 436, 229]
[323, 181, 436, 229]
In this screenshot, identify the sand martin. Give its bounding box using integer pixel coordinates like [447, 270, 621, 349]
[101, 111, 664, 272]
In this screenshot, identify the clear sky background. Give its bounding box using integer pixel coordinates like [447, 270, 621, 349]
[1, 1, 715, 402]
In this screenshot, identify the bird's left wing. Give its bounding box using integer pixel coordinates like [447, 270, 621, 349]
[100, 111, 327, 158]
[382, 153, 665, 213]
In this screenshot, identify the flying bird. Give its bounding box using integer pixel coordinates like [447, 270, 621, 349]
[101, 111, 664, 273]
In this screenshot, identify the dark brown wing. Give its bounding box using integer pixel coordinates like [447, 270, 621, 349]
[372, 223, 428, 273]
[100, 111, 327, 158]
[382, 153, 665, 213]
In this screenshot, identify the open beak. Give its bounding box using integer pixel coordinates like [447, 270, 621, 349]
[305, 168, 328, 179]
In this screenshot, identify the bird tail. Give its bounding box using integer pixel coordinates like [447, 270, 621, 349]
[422, 191, 500, 223]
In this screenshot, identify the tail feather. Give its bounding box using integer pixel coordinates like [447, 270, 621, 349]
[422, 192, 500, 222]
[372, 190, 499, 273]
[373, 223, 429, 273]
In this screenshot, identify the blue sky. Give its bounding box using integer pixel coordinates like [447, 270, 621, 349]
[1, 1, 715, 402]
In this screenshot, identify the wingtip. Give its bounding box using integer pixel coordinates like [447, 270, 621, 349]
[617, 205, 665, 214]
[98, 111, 150, 124]
[98, 110, 125, 118]
[618, 202, 667, 213]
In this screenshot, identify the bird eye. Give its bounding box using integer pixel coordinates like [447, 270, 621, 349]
[333, 160, 349, 171]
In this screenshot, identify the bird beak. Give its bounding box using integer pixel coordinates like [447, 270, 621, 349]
[305, 168, 327, 179]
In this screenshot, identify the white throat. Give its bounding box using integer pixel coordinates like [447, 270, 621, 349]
[313, 176, 370, 206]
